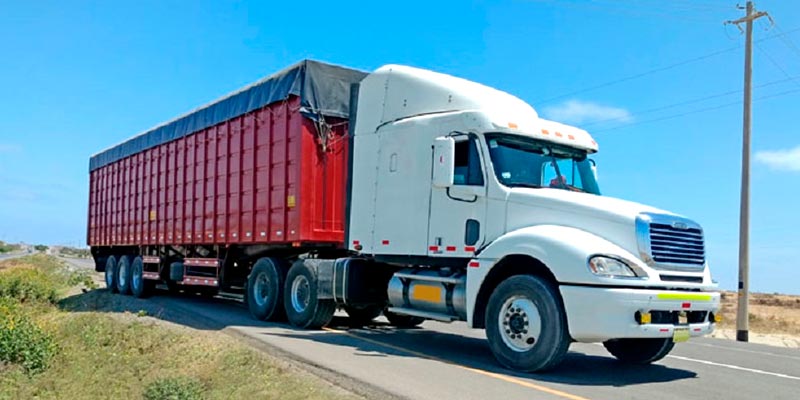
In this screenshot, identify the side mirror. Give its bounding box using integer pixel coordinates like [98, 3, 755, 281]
[432, 137, 455, 188]
[589, 158, 599, 182]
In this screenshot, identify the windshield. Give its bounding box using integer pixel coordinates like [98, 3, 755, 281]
[484, 133, 601, 195]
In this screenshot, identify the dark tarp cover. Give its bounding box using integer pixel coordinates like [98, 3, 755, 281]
[89, 60, 367, 171]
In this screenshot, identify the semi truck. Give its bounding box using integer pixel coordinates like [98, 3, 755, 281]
[88, 60, 721, 372]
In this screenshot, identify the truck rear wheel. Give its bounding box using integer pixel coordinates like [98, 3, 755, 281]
[485, 275, 570, 372]
[603, 338, 675, 364]
[284, 261, 335, 329]
[246, 258, 287, 321]
[105, 255, 118, 293]
[116, 256, 133, 295]
[130, 256, 152, 298]
[384, 310, 425, 328]
[344, 305, 383, 326]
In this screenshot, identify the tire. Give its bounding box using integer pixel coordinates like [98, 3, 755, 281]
[284, 261, 336, 329]
[603, 338, 675, 364]
[344, 305, 384, 326]
[130, 256, 151, 298]
[246, 258, 288, 321]
[116, 255, 133, 295]
[384, 310, 425, 328]
[104, 255, 118, 293]
[485, 275, 570, 372]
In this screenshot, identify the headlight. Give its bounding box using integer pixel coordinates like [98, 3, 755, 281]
[587, 255, 647, 279]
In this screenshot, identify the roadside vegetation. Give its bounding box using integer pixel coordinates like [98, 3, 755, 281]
[0, 241, 20, 254]
[0, 255, 355, 400]
[57, 246, 91, 258]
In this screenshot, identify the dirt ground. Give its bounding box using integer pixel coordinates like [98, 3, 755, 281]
[712, 291, 800, 348]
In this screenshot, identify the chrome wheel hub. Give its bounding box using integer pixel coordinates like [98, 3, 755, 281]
[498, 296, 542, 352]
[253, 272, 270, 307]
[290, 275, 311, 313]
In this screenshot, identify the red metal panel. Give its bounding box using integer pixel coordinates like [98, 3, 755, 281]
[298, 117, 349, 243]
[158, 144, 167, 243]
[216, 122, 229, 242]
[88, 95, 349, 248]
[175, 139, 185, 243]
[185, 134, 195, 244]
[241, 113, 255, 242]
[269, 102, 287, 242]
[204, 127, 216, 243]
[228, 118, 242, 243]
[194, 131, 205, 242]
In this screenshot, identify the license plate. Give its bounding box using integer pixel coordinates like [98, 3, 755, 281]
[673, 327, 690, 343]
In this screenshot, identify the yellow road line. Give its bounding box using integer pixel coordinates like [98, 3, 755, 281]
[656, 293, 713, 301]
[322, 327, 591, 400]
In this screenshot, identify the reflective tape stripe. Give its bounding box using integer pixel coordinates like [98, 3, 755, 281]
[657, 293, 713, 301]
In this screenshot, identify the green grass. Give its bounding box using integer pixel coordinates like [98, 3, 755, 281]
[0, 255, 355, 400]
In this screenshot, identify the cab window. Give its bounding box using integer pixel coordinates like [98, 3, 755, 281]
[454, 138, 484, 186]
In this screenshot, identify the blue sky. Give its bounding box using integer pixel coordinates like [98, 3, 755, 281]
[1, 0, 798, 294]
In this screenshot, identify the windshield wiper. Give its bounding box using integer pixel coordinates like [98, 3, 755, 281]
[504, 182, 543, 189]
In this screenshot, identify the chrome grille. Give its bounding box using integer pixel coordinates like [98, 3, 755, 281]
[636, 213, 705, 271]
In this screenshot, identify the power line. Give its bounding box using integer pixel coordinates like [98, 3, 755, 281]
[773, 21, 800, 61]
[592, 86, 800, 133]
[581, 75, 800, 127]
[754, 43, 800, 87]
[534, 46, 740, 105]
[534, 25, 800, 105]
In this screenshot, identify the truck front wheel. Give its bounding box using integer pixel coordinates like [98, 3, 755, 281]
[603, 338, 675, 364]
[485, 275, 570, 372]
[284, 261, 335, 329]
[246, 258, 287, 321]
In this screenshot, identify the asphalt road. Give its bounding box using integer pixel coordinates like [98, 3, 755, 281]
[0, 251, 26, 261]
[60, 257, 800, 400]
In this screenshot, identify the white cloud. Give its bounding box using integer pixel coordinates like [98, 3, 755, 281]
[542, 100, 632, 125]
[755, 145, 800, 172]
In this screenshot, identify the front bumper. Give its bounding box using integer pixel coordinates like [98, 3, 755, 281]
[560, 285, 721, 342]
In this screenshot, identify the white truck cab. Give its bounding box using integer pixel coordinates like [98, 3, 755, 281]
[346, 65, 720, 371]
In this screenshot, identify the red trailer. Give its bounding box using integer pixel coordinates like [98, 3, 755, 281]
[88, 60, 366, 297]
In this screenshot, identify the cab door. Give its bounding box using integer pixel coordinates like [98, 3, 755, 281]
[427, 135, 488, 257]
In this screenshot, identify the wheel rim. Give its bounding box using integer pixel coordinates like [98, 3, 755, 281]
[132, 263, 142, 291]
[252, 272, 270, 307]
[498, 295, 542, 352]
[118, 262, 128, 288]
[290, 275, 311, 313]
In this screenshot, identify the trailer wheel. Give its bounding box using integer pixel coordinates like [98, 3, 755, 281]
[384, 310, 425, 328]
[104, 255, 118, 293]
[603, 338, 675, 364]
[284, 261, 335, 329]
[115, 256, 133, 295]
[485, 275, 570, 372]
[130, 257, 152, 298]
[246, 258, 287, 321]
[344, 305, 383, 326]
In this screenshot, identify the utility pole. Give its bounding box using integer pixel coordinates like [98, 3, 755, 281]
[725, 1, 769, 343]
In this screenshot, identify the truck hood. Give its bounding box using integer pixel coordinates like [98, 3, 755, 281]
[505, 188, 675, 257]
